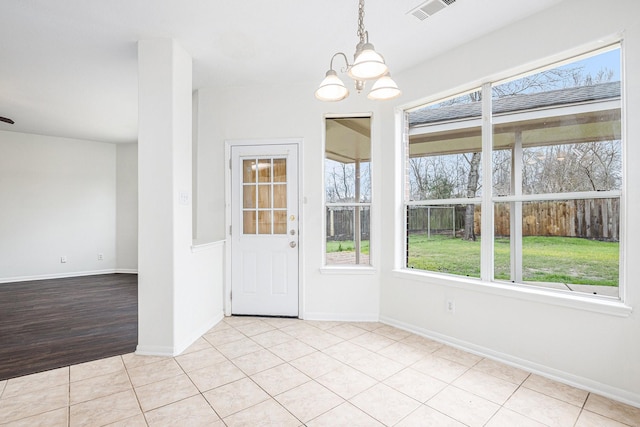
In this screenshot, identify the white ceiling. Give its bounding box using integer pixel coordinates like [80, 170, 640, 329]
[0, 0, 563, 144]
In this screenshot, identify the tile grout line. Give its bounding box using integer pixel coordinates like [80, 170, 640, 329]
[228, 322, 314, 426]
[4, 318, 639, 426]
[121, 354, 150, 426]
[67, 366, 71, 427]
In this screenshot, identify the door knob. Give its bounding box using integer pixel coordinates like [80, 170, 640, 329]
[289, 241, 297, 248]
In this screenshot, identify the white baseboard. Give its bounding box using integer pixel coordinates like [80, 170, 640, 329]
[135, 345, 175, 357]
[174, 312, 225, 356]
[303, 312, 379, 322]
[379, 315, 640, 409]
[0, 269, 123, 284]
[136, 312, 225, 358]
[115, 269, 138, 274]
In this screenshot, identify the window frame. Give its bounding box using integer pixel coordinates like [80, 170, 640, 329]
[321, 113, 376, 273]
[397, 43, 630, 315]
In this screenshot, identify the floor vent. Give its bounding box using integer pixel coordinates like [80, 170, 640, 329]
[408, 0, 457, 21]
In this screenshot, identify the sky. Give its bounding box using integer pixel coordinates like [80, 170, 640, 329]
[559, 47, 621, 82]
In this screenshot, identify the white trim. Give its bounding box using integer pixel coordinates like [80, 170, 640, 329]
[494, 190, 621, 203]
[224, 138, 303, 318]
[326, 202, 372, 207]
[400, 44, 625, 305]
[406, 198, 481, 206]
[173, 311, 224, 356]
[392, 269, 632, 317]
[397, 108, 408, 271]
[191, 239, 225, 253]
[137, 312, 224, 357]
[405, 191, 621, 205]
[0, 269, 123, 284]
[135, 345, 174, 357]
[322, 113, 375, 270]
[115, 269, 138, 274]
[224, 141, 232, 317]
[481, 83, 494, 282]
[618, 36, 628, 304]
[303, 312, 379, 322]
[397, 38, 623, 114]
[380, 314, 640, 408]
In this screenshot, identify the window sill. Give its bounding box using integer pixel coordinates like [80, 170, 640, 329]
[392, 269, 632, 318]
[191, 239, 225, 253]
[320, 266, 377, 275]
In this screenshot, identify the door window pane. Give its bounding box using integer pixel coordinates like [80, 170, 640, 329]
[243, 159, 256, 183]
[274, 210, 287, 234]
[273, 184, 286, 209]
[258, 185, 271, 208]
[243, 186, 255, 209]
[274, 159, 286, 182]
[258, 210, 272, 234]
[242, 157, 288, 235]
[243, 211, 256, 234]
[258, 159, 271, 182]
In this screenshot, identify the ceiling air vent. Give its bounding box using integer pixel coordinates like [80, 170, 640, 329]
[408, 0, 456, 21]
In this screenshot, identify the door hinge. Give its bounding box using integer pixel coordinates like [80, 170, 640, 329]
[230, 290, 232, 301]
[229, 225, 232, 235]
[229, 158, 232, 169]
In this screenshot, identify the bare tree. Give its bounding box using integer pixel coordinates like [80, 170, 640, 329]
[463, 153, 481, 240]
[409, 64, 619, 241]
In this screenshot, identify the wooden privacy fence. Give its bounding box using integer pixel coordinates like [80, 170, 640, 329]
[493, 199, 619, 241]
[407, 199, 620, 241]
[326, 207, 370, 241]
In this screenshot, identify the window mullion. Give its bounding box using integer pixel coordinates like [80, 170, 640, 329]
[512, 131, 523, 282]
[480, 83, 494, 282]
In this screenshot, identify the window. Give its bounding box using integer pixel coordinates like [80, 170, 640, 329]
[325, 117, 372, 265]
[242, 158, 287, 235]
[406, 90, 482, 277]
[404, 45, 622, 299]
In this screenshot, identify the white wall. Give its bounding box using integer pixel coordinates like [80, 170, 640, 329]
[116, 143, 138, 272]
[195, 0, 640, 406]
[137, 39, 223, 356]
[379, 0, 640, 406]
[0, 131, 116, 281]
[196, 83, 382, 321]
[194, 88, 225, 243]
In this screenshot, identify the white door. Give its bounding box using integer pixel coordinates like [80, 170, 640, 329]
[230, 144, 299, 316]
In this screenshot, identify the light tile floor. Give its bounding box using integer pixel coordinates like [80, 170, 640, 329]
[1, 317, 639, 426]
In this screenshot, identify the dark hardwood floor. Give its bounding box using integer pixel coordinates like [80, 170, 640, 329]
[0, 273, 137, 380]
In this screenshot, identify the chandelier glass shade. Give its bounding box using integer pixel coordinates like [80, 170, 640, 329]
[314, 0, 401, 102]
[367, 74, 401, 100]
[315, 70, 349, 102]
[348, 43, 388, 81]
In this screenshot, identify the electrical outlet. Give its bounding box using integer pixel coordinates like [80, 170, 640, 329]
[60, 256, 67, 263]
[98, 253, 103, 261]
[446, 299, 455, 314]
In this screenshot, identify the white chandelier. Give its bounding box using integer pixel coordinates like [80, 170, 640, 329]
[315, 0, 401, 102]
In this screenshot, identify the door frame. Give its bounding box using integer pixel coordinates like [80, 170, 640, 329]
[224, 138, 304, 318]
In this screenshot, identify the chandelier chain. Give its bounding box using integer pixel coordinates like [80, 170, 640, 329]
[357, 0, 365, 43]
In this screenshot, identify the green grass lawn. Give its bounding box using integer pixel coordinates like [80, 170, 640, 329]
[326, 240, 370, 254]
[406, 234, 619, 287]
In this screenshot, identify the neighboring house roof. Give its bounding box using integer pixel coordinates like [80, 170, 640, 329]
[409, 81, 621, 127]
